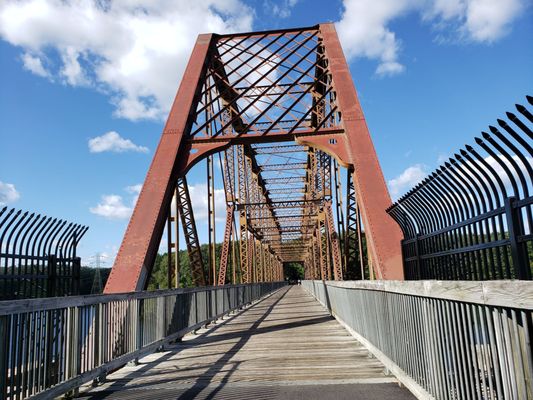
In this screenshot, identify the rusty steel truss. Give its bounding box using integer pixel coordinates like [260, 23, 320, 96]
[105, 23, 402, 293]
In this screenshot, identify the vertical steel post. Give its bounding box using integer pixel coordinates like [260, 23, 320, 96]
[207, 155, 217, 285]
[72, 257, 81, 295]
[174, 187, 180, 288]
[167, 211, 172, 289]
[47, 255, 57, 297]
[504, 197, 530, 280]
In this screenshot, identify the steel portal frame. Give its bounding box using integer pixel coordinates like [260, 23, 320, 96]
[105, 23, 402, 293]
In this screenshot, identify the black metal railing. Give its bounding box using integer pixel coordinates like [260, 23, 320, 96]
[387, 96, 532, 280]
[0, 207, 88, 299]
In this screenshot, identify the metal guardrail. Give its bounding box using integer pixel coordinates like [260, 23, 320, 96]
[387, 96, 532, 281]
[303, 280, 533, 400]
[0, 207, 88, 300]
[0, 281, 286, 399]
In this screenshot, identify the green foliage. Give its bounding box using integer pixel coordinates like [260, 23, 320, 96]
[283, 262, 304, 280]
[147, 242, 234, 290]
[339, 231, 370, 279]
[147, 252, 195, 290]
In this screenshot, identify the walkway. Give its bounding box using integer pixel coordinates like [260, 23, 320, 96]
[80, 286, 414, 399]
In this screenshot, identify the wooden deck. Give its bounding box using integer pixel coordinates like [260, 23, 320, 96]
[80, 286, 414, 399]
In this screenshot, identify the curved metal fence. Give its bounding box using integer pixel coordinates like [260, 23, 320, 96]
[0, 207, 88, 299]
[387, 96, 532, 280]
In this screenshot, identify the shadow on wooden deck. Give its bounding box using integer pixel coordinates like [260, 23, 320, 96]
[79, 286, 415, 400]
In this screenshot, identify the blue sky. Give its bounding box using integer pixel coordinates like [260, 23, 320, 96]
[1, 0, 532, 265]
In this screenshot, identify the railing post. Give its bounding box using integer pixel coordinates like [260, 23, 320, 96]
[128, 299, 141, 366]
[92, 303, 107, 386]
[64, 307, 80, 398]
[413, 235, 421, 280]
[47, 255, 57, 297]
[504, 196, 530, 280]
[72, 257, 81, 295]
[0, 316, 7, 400]
[137, 298, 143, 351]
[156, 297, 165, 350]
[208, 289, 212, 321]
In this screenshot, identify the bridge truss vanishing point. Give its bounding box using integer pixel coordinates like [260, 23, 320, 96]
[105, 23, 403, 293]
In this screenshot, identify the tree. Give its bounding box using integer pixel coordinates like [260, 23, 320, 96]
[283, 262, 304, 280]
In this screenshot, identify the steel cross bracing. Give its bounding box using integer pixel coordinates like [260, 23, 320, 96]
[175, 177, 206, 286]
[345, 171, 365, 280]
[105, 24, 403, 293]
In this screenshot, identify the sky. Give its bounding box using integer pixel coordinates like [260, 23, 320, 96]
[0, 0, 532, 266]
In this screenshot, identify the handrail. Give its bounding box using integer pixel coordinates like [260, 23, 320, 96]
[322, 280, 533, 309]
[0, 283, 273, 314]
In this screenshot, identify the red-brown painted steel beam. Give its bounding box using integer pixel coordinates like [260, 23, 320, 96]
[104, 34, 214, 293]
[319, 23, 403, 280]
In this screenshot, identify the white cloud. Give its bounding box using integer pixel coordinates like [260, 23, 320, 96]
[90, 183, 145, 220]
[88, 131, 148, 153]
[336, 0, 415, 77]
[388, 164, 428, 199]
[424, 0, 465, 21]
[376, 61, 405, 77]
[60, 46, 88, 86]
[125, 184, 142, 194]
[90, 194, 132, 220]
[125, 183, 142, 207]
[463, 0, 523, 42]
[266, 0, 299, 18]
[21, 52, 50, 77]
[0, 0, 254, 121]
[90, 182, 226, 222]
[0, 181, 20, 206]
[336, 0, 525, 76]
